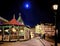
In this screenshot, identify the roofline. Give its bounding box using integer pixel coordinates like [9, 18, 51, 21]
[0, 16, 8, 22]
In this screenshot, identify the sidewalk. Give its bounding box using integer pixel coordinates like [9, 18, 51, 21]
[45, 37, 54, 46]
[44, 37, 60, 46]
[36, 37, 53, 46]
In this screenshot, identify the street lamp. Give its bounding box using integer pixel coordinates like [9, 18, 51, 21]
[52, 4, 58, 11]
[52, 4, 58, 46]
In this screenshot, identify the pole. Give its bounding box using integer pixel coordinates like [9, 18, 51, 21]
[54, 12, 57, 46]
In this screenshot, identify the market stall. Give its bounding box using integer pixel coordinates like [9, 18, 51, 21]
[4, 15, 24, 41]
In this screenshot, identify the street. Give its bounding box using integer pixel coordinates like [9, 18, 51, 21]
[0, 37, 54, 46]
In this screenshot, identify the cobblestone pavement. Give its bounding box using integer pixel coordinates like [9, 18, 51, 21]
[0, 37, 53, 46]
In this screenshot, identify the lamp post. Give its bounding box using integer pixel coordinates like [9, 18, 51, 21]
[52, 4, 58, 46]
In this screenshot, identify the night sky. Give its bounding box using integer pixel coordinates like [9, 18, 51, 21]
[0, 0, 59, 27]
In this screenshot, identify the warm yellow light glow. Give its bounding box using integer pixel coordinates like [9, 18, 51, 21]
[12, 28, 16, 32]
[30, 32, 34, 38]
[0, 30, 2, 32]
[35, 25, 40, 34]
[35, 24, 45, 34]
[36, 24, 40, 29]
[52, 4, 58, 10]
[5, 29, 9, 32]
[20, 30, 23, 32]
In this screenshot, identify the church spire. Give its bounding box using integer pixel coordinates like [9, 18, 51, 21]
[17, 13, 24, 25]
[13, 14, 15, 19]
[19, 13, 21, 16]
